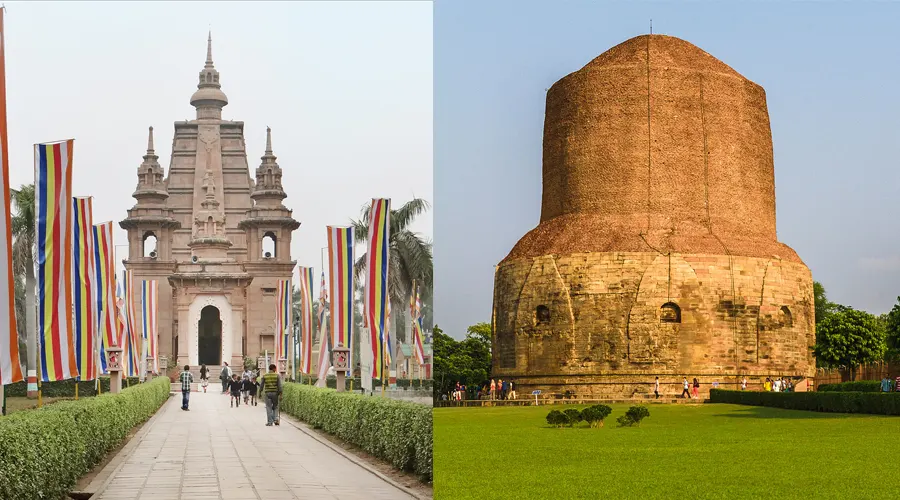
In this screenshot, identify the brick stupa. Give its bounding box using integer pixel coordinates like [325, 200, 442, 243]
[491, 35, 814, 398]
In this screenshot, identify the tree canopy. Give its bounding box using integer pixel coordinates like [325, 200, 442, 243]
[433, 323, 492, 398]
[813, 308, 887, 378]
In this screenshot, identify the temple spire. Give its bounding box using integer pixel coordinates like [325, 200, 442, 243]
[205, 31, 214, 68]
[265, 127, 273, 155]
[147, 126, 155, 155]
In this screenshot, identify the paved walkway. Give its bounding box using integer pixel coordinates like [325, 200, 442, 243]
[93, 388, 414, 500]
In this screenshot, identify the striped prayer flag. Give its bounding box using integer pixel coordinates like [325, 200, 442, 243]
[118, 272, 140, 377]
[315, 271, 329, 387]
[411, 283, 426, 365]
[141, 280, 158, 374]
[36, 139, 77, 382]
[298, 267, 314, 374]
[93, 222, 118, 374]
[364, 199, 390, 379]
[0, 9, 22, 385]
[73, 197, 97, 380]
[385, 299, 392, 369]
[327, 226, 354, 366]
[274, 279, 291, 362]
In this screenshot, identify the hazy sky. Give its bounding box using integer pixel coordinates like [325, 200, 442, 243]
[5, 1, 432, 288]
[435, 0, 900, 338]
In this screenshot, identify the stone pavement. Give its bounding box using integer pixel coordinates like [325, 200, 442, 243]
[93, 388, 414, 500]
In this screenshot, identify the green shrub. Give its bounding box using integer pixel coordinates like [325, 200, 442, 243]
[299, 377, 433, 391]
[581, 404, 613, 428]
[280, 382, 432, 481]
[4, 376, 142, 398]
[616, 405, 650, 427]
[563, 408, 582, 427]
[817, 381, 882, 392]
[0, 377, 170, 499]
[709, 389, 900, 415]
[546, 409, 566, 427]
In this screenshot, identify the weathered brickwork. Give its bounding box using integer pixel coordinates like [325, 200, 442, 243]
[492, 35, 814, 398]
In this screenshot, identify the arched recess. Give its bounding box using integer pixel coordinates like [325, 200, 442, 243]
[188, 295, 233, 365]
[142, 231, 158, 258]
[262, 231, 277, 258]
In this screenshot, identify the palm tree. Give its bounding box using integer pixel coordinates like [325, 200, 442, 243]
[352, 198, 433, 344]
[10, 184, 36, 397]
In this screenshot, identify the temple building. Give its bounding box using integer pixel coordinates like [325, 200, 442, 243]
[491, 35, 815, 398]
[120, 34, 299, 373]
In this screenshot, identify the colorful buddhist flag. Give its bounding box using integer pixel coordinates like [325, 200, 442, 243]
[275, 279, 291, 362]
[327, 226, 354, 365]
[315, 271, 329, 387]
[118, 272, 140, 377]
[141, 280, 158, 374]
[298, 267, 314, 374]
[73, 197, 97, 380]
[385, 299, 392, 370]
[0, 9, 22, 385]
[411, 282, 426, 365]
[36, 139, 77, 382]
[364, 199, 390, 379]
[93, 222, 117, 374]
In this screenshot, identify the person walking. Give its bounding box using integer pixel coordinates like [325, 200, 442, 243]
[259, 363, 283, 426]
[490, 379, 496, 400]
[692, 378, 699, 399]
[654, 376, 660, 399]
[508, 380, 516, 400]
[220, 362, 232, 394]
[681, 377, 691, 399]
[741, 377, 747, 391]
[199, 364, 209, 393]
[228, 374, 243, 407]
[881, 376, 892, 393]
[179, 365, 194, 411]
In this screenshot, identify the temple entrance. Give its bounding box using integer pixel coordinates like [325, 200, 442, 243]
[198, 305, 222, 365]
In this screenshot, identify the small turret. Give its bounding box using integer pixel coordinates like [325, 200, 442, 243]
[190, 32, 228, 120]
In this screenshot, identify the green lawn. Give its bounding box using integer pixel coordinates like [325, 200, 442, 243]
[434, 403, 900, 499]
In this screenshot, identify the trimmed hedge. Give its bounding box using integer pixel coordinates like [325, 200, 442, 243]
[280, 382, 432, 481]
[817, 381, 882, 392]
[0, 377, 171, 499]
[297, 377, 433, 391]
[4, 376, 142, 398]
[709, 389, 900, 415]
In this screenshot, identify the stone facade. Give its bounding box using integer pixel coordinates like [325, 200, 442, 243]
[492, 35, 815, 398]
[121, 34, 299, 372]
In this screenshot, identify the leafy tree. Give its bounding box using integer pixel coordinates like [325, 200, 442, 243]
[814, 308, 887, 380]
[814, 281, 842, 325]
[883, 298, 900, 363]
[617, 405, 650, 427]
[11, 184, 36, 396]
[563, 409, 582, 427]
[433, 324, 491, 398]
[546, 409, 566, 428]
[466, 322, 491, 347]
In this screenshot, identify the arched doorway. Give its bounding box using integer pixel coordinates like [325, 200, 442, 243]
[198, 305, 222, 365]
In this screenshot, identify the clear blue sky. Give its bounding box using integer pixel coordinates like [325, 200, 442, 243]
[435, 0, 900, 338]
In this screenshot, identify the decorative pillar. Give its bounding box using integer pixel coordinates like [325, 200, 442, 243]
[332, 346, 350, 392]
[107, 346, 123, 393]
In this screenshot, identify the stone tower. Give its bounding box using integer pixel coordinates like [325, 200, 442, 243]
[492, 35, 815, 398]
[121, 34, 299, 372]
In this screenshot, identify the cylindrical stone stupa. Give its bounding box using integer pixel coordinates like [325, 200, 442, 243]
[492, 35, 815, 398]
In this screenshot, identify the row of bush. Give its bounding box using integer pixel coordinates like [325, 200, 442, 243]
[817, 380, 883, 392]
[295, 377, 433, 391]
[4, 376, 142, 398]
[546, 405, 650, 428]
[710, 389, 900, 415]
[280, 383, 432, 481]
[0, 377, 171, 499]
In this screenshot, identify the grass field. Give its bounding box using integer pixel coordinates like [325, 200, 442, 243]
[434, 403, 900, 499]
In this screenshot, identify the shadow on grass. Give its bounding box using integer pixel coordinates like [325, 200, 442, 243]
[711, 405, 852, 420]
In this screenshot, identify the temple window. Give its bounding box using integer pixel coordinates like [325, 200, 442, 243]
[535, 305, 550, 325]
[262, 232, 277, 258]
[780, 306, 793, 328]
[142, 232, 158, 258]
[661, 302, 681, 323]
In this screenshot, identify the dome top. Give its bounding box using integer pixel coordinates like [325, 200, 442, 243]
[190, 32, 228, 118]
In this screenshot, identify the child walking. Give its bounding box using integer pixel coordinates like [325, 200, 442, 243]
[244, 376, 259, 406]
[228, 373, 243, 407]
